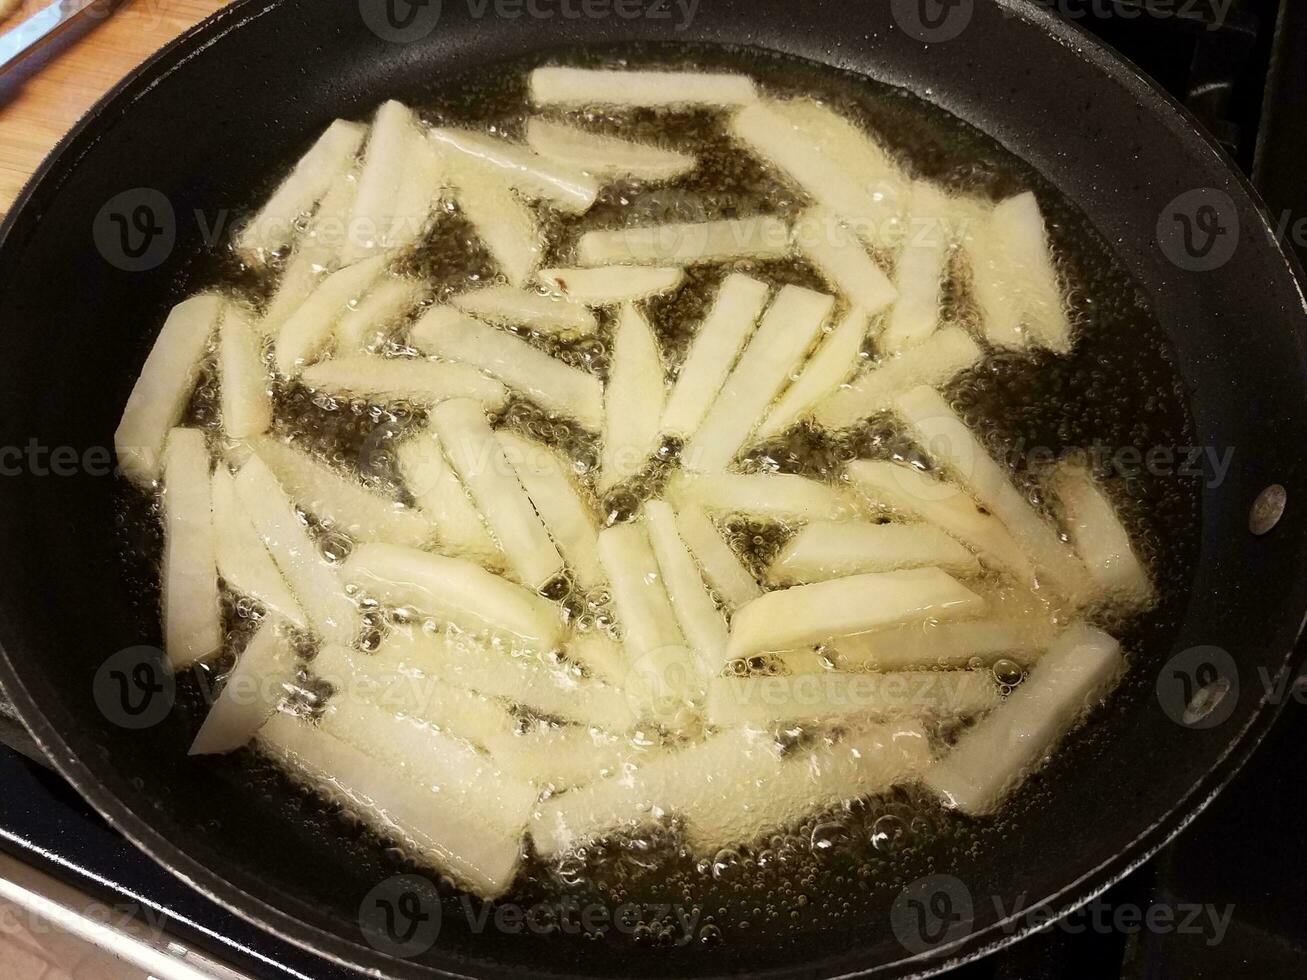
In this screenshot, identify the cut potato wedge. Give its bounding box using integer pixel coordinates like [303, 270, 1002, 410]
[529, 67, 757, 108]
[766, 520, 982, 585]
[211, 468, 307, 628]
[217, 305, 273, 441]
[923, 623, 1123, 814]
[447, 161, 542, 286]
[1047, 458, 1152, 606]
[260, 246, 328, 339]
[190, 619, 298, 755]
[335, 278, 426, 352]
[409, 307, 603, 428]
[430, 127, 598, 213]
[300, 355, 507, 409]
[829, 615, 1057, 671]
[453, 284, 596, 337]
[563, 629, 630, 687]
[341, 101, 419, 262]
[645, 501, 729, 674]
[600, 304, 667, 492]
[526, 119, 696, 181]
[668, 470, 861, 524]
[116, 294, 222, 485]
[792, 210, 897, 312]
[881, 181, 952, 353]
[394, 431, 503, 566]
[384, 122, 445, 251]
[537, 266, 684, 305]
[755, 306, 870, 441]
[577, 217, 791, 267]
[275, 255, 388, 375]
[161, 428, 221, 667]
[684, 285, 834, 471]
[672, 503, 762, 611]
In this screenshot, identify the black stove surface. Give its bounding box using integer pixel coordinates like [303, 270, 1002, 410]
[3, 1, 1307, 977]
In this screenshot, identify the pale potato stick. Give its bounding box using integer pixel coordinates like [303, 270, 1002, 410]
[529, 67, 758, 108]
[211, 468, 307, 629]
[190, 619, 298, 755]
[924, 624, 1123, 814]
[234, 457, 358, 646]
[684, 285, 834, 471]
[881, 182, 952, 353]
[335, 278, 426, 352]
[453, 284, 597, 337]
[538, 266, 685, 304]
[431, 398, 564, 590]
[992, 192, 1072, 353]
[394, 431, 503, 566]
[894, 385, 1089, 599]
[409, 307, 603, 429]
[259, 712, 523, 899]
[237, 119, 367, 257]
[217, 305, 272, 440]
[525, 118, 696, 181]
[490, 722, 637, 790]
[429, 127, 598, 212]
[447, 163, 542, 287]
[300, 355, 507, 409]
[792, 210, 897, 312]
[577, 217, 791, 267]
[341, 101, 419, 262]
[1047, 459, 1152, 605]
[766, 520, 982, 586]
[672, 503, 762, 611]
[599, 304, 667, 492]
[275, 254, 388, 375]
[564, 630, 630, 687]
[755, 306, 870, 440]
[161, 429, 221, 667]
[811, 327, 981, 431]
[115, 294, 222, 485]
[344, 543, 564, 649]
[383, 123, 445, 251]
[496, 430, 605, 591]
[661, 273, 770, 439]
[248, 435, 434, 548]
[645, 501, 729, 674]
[706, 670, 1000, 729]
[829, 615, 1057, 671]
[668, 470, 861, 524]
[260, 246, 326, 338]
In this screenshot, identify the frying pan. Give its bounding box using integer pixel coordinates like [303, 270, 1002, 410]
[2, 0, 1307, 977]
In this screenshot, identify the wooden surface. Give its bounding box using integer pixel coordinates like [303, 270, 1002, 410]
[0, 0, 227, 216]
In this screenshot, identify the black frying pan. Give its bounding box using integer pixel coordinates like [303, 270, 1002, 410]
[2, 0, 1307, 977]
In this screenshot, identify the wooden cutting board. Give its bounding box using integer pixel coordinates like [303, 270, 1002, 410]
[0, 0, 227, 216]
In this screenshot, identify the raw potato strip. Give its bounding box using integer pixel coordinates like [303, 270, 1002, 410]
[684, 285, 835, 471]
[496, 431, 604, 591]
[248, 436, 433, 548]
[792, 210, 897, 311]
[830, 616, 1057, 671]
[565, 630, 630, 687]
[727, 567, 985, 659]
[335, 278, 426, 352]
[237, 119, 367, 257]
[673, 503, 762, 611]
[811, 327, 981, 431]
[410, 308, 603, 429]
[661, 274, 770, 439]
[894, 386, 1089, 599]
[645, 501, 729, 674]
[448, 163, 542, 287]
[882, 182, 952, 353]
[924, 624, 1123, 814]
[259, 712, 523, 899]
[234, 457, 358, 646]
[530, 67, 758, 109]
[668, 471, 861, 524]
[384, 124, 445, 251]
[706, 670, 1000, 728]
[538, 266, 685, 305]
[429, 127, 598, 212]
[431, 399, 564, 590]
[341, 101, 419, 262]
[217, 305, 273, 440]
[766, 520, 982, 586]
[600, 304, 666, 491]
[300, 355, 508, 408]
[577, 217, 791, 267]
[275, 255, 388, 375]
[115, 294, 222, 485]
[394, 431, 503, 565]
[190, 619, 298, 755]
[755, 306, 870, 441]
[1047, 459, 1152, 605]
[161, 429, 221, 667]
[453, 284, 597, 337]
[525, 119, 696, 181]
[211, 468, 307, 628]
[344, 543, 563, 649]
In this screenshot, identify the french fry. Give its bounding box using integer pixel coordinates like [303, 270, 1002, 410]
[275, 255, 388, 375]
[116, 295, 222, 485]
[881, 182, 952, 353]
[383, 122, 445, 251]
[755, 306, 870, 440]
[190, 618, 298, 755]
[563, 630, 630, 687]
[529, 67, 757, 108]
[924, 624, 1123, 814]
[447, 162, 542, 287]
[766, 520, 981, 586]
[577, 217, 791, 267]
[599, 304, 667, 492]
[394, 431, 503, 566]
[645, 501, 729, 674]
[211, 468, 307, 628]
[671, 503, 762, 611]
[538, 266, 685, 305]
[429, 127, 598, 213]
[300, 355, 507, 409]
[668, 470, 861, 524]
[792, 210, 897, 312]
[684, 285, 834, 471]
[829, 615, 1057, 671]
[453, 284, 597, 337]
[431, 398, 564, 590]
[1047, 458, 1152, 606]
[161, 429, 221, 667]
[334, 278, 426, 352]
[217, 305, 273, 440]
[341, 101, 419, 262]
[525, 118, 696, 181]
[409, 307, 603, 429]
